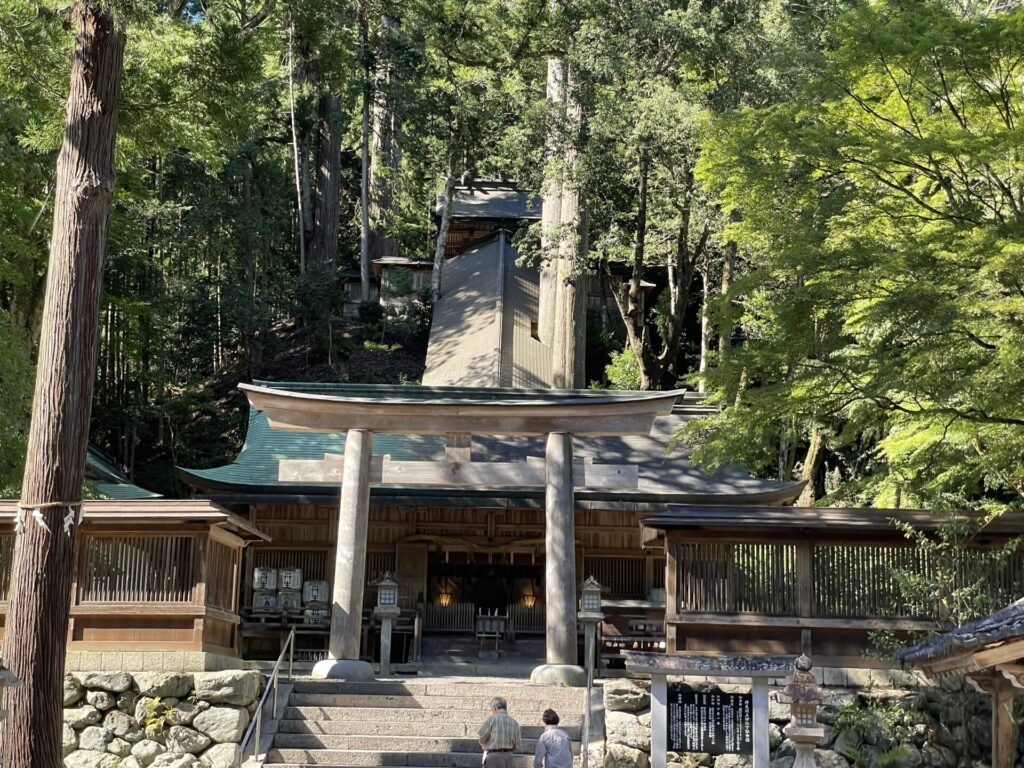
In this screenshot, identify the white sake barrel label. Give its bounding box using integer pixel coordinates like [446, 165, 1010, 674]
[253, 567, 278, 591]
[279, 568, 303, 590]
[279, 591, 302, 612]
[303, 580, 329, 605]
[253, 591, 277, 612]
[304, 607, 330, 625]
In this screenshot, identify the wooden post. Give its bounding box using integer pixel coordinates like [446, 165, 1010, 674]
[665, 539, 679, 654]
[752, 679, 769, 768]
[651, 673, 667, 768]
[545, 431, 577, 664]
[797, 541, 813, 656]
[329, 429, 373, 660]
[379, 616, 393, 676]
[992, 675, 1016, 768]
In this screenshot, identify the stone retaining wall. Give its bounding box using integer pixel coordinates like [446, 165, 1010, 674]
[65, 653, 242, 673]
[62, 670, 261, 768]
[603, 676, 1024, 768]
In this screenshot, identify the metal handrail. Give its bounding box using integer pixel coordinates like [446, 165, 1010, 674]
[241, 626, 296, 760]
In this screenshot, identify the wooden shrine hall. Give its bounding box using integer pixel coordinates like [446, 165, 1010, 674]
[5, 180, 1018, 677]
[172, 379, 805, 673]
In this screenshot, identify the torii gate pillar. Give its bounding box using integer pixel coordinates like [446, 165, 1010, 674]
[312, 428, 375, 680]
[531, 431, 586, 686]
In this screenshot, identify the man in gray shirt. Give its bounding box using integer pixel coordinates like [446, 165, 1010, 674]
[534, 709, 573, 768]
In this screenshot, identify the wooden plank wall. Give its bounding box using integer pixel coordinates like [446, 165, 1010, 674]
[244, 504, 655, 610]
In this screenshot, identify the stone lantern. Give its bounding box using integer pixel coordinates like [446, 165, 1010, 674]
[579, 575, 603, 618]
[781, 654, 827, 768]
[373, 572, 401, 677]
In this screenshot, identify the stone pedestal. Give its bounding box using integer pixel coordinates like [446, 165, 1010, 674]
[529, 664, 586, 687]
[311, 658, 374, 680]
[374, 604, 401, 677]
[785, 726, 824, 768]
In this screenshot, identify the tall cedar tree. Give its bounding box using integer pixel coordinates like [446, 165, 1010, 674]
[1, 1, 124, 765]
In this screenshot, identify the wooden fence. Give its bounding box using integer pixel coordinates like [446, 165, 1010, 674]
[679, 542, 798, 615]
[425, 602, 476, 632]
[509, 605, 545, 634]
[673, 540, 1024, 621]
[77, 535, 199, 604]
[0, 529, 246, 656]
[423, 603, 545, 634]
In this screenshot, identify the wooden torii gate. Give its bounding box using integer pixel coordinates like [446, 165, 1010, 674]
[240, 383, 682, 681]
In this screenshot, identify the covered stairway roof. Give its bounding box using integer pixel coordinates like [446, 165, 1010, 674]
[423, 231, 550, 388]
[178, 382, 804, 506]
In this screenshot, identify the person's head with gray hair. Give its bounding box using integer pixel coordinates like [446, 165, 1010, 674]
[489, 696, 508, 712]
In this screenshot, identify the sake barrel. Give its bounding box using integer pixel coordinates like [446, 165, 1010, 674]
[278, 590, 302, 612]
[252, 591, 277, 612]
[304, 607, 330, 625]
[253, 567, 277, 591]
[279, 568, 303, 591]
[302, 580, 329, 605]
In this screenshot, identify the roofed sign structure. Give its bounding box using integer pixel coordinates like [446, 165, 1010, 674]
[901, 599, 1024, 766]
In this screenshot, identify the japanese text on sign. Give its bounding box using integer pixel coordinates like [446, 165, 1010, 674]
[667, 686, 753, 756]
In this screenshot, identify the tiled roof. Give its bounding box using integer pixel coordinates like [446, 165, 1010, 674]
[900, 598, 1024, 667]
[86, 446, 162, 499]
[441, 182, 541, 221]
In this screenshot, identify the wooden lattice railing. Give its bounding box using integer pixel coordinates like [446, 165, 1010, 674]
[77, 535, 199, 603]
[670, 539, 1024, 621]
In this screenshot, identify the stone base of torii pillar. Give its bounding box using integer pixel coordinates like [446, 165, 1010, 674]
[311, 658, 374, 680]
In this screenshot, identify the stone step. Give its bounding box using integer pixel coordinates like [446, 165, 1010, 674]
[277, 719, 582, 740]
[282, 707, 584, 728]
[290, 680, 588, 701]
[266, 750, 539, 767]
[288, 693, 582, 712]
[272, 734, 581, 753]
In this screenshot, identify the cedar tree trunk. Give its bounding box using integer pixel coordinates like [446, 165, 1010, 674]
[308, 92, 342, 275]
[1, 3, 124, 766]
[369, 13, 401, 261]
[550, 63, 585, 389]
[358, 5, 372, 302]
[538, 52, 565, 348]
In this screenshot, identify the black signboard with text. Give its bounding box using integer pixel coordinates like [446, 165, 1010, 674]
[667, 685, 753, 756]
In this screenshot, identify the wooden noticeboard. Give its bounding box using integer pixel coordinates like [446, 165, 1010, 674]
[667, 686, 753, 756]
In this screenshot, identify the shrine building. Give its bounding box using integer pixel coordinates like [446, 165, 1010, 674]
[0, 181, 1020, 678]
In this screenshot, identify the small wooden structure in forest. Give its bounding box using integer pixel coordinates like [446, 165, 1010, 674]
[901, 599, 1024, 767]
[642, 505, 1024, 668]
[0, 499, 267, 667]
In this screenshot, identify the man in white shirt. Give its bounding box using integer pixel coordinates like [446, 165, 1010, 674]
[533, 708, 573, 768]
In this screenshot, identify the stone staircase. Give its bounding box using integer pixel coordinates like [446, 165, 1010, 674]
[265, 679, 587, 767]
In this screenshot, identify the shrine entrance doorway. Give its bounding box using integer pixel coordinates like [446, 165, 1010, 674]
[423, 551, 546, 638]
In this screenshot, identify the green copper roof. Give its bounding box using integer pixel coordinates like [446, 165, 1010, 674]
[86, 446, 162, 500]
[178, 382, 803, 504]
